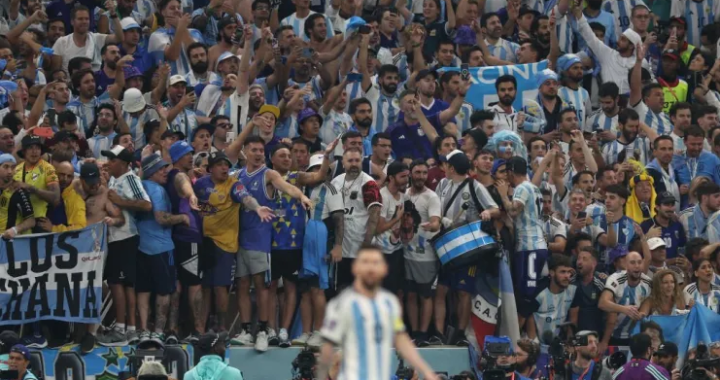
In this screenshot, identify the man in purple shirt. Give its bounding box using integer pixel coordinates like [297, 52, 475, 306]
[613, 333, 670, 380]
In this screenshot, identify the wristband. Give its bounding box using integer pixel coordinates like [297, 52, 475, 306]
[11, 227, 17, 235]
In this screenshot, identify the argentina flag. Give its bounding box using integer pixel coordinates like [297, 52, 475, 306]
[0, 224, 106, 325]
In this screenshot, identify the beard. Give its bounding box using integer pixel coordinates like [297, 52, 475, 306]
[356, 117, 372, 129]
[500, 95, 515, 106]
[360, 278, 380, 291]
[580, 351, 595, 361]
[191, 60, 208, 74]
[106, 59, 118, 70]
[515, 360, 530, 374]
[221, 85, 234, 91]
[380, 82, 398, 94]
[222, 33, 233, 44]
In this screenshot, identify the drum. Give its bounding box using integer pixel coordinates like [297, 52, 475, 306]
[430, 221, 498, 270]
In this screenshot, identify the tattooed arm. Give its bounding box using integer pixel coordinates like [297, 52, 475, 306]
[330, 210, 344, 262]
[242, 195, 260, 211]
[154, 211, 190, 226]
[364, 205, 381, 243]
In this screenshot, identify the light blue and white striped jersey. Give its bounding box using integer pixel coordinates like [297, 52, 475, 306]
[555, 12, 576, 55]
[632, 101, 673, 136]
[533, 283, 577, 336]
[670, 133, 686, 156]
[280, 11, 335, 41]
[593, 214, 636, 267]
[133, 0, 155, 20]
[543, 215, 568, 243]
[601, 137, 652, 166]
[705, 210, 720, 244]
[148, 27, 205, 77]
[276, 112, 299, 139]
[320, 287, 405, 380]
[67, 97, 105, 138]
[190, 10, 243, 46]
[513, 181, 548, 251]
[683, 282, 720, 312]
[602, 0, 642, 40]
[671, 0, 720, 47]
[309, 182, 344, 221]
[584, 109, 619, 134]
[319, 108, 353, 148]
[456, 102, 474, 136]
[680, 205, 714, 241]
[604, 271, 652, 339]
[364, 83, 401, 133]
[123, 106, 159, 150]
[185, 71, 221, 87]
[485, 38, 520, 63]
[559, 86, 591, 125]
[163, 101, 198, 141]
[87, 132, 117, 159]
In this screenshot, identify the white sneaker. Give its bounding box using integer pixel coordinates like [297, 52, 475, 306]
[267, 328, 279, 346]
[255, 331, 269, 352]
[292, 332, 310, 345]
[278, 328, 290, 348]
[230, 330, 254, 346]
[307, 331, 323, 348]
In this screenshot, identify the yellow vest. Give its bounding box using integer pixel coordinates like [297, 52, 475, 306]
[661, 79, 689, 114]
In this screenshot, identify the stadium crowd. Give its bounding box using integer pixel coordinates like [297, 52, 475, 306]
[2, 0, 720, 376]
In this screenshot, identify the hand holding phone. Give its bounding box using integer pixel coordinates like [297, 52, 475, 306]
[346, 73, 362, 83]
[461, 63, 469, 81]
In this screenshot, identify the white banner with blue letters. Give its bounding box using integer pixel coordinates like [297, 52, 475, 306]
[0, 224, 106, 325]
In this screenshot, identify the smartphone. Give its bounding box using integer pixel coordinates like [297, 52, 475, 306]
[577, 211, 587, 219]
[271, 38, 278, 48]
[302, 47, 314, 58]
[624, 145, 634, 162]
[346, 73, 362, 83]
[234, 24, 244, 42]
[359, 25, 371, 34]
[34, 127, 54, 138]
[461, 63, 469, 81]
[226, 131, 236, 143]
[185, 86, 195, 95]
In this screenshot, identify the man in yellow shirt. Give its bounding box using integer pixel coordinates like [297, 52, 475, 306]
[14, 135, 61, 225]
[36, 161, 87, 233]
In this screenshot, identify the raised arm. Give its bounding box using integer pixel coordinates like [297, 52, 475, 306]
[7, 10, 47, 45]
[472, 21, 514, 66]
[629, 44, 645, 107]
[104, 1, 125, 45]
[164, 14, 192, 61]
[237, 25, 254, 96]
[439, 79, 470, 126]
[358, 33, 373, 93]
[267, 169, 312, 209]
[298, 140, 338, 186]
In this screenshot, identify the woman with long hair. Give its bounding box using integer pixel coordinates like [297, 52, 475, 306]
[639, 269, 685, 315]
[683, 258, 720, 312]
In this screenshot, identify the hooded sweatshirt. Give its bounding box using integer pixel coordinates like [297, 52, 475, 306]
[183, 355, 243, 380]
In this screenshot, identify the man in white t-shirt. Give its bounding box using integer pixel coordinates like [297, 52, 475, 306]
[51, 3, 124, 72]
[99, 145, 152, 346]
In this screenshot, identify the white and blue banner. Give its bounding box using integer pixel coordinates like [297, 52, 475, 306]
[461, 61, 549, 110]
[633, 305, 720, 368]
[0, 224, 106, 325]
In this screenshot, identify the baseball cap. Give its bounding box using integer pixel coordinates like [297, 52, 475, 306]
[657, 191, 676, 205]
[217, 16, 238, 30]
[416, 68, 439, 81]
[120, 17, 141, 31]
[519, 7, 540, 17]
[141, 153, 170, 179]
[0, 154, 16, 166]
[217, 51, 240, 65]
[647, 237, 667, 251]
[506, 156, 528, 176]
[387, 161, 409, 177]
[654, 342, 678, 357]
[123, 88, 146, 113]
[18, 135, 45, 158]
[258, 104, 280, 120]
[10, 344, 30, 360]
[169, 75, 187, 86]
[491, 159, 506, 175]
[80, 162, 101, 185]
[307, 154, 324, 170]
[169, 140, 194, 163]
[54, 130, 78, 143]
[298, 107, 323, 125]
[101, 145, 135, 163]
[662, 49, 680, 61]
[198, 331, 229, 352]
[445, 149, 471, 173]
[208, 151, 232, 168]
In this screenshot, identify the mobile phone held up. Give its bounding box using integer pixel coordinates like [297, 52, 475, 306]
[461, 63, 470, 81]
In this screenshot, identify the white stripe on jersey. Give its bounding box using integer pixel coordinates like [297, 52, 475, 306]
[457, 102, 475, 136]
[485, 38, 520, 63]
[601, 137, 652, 166]
[513, 181, 548, 251]
[559, 86, 590, 125]
[534, 284, 577, 336]
[320, 288, 405, 380]
[672, 0, 720, 47]
[585, 109, 619, 134]
[605, 271, 652, 339]
[632, 101, 673, 136]
[280, 11, 335, 41]
[683, 282, 720, 312]
[602, 0, 640, 40]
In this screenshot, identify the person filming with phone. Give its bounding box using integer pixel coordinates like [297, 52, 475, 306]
[7, 345, 38, 380]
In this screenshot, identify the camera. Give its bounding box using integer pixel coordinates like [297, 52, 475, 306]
[395, 355, 415, 380]
[480, 336, 513, 380]
[683, 343, 720, 380]
[292, 347, 317, 380]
